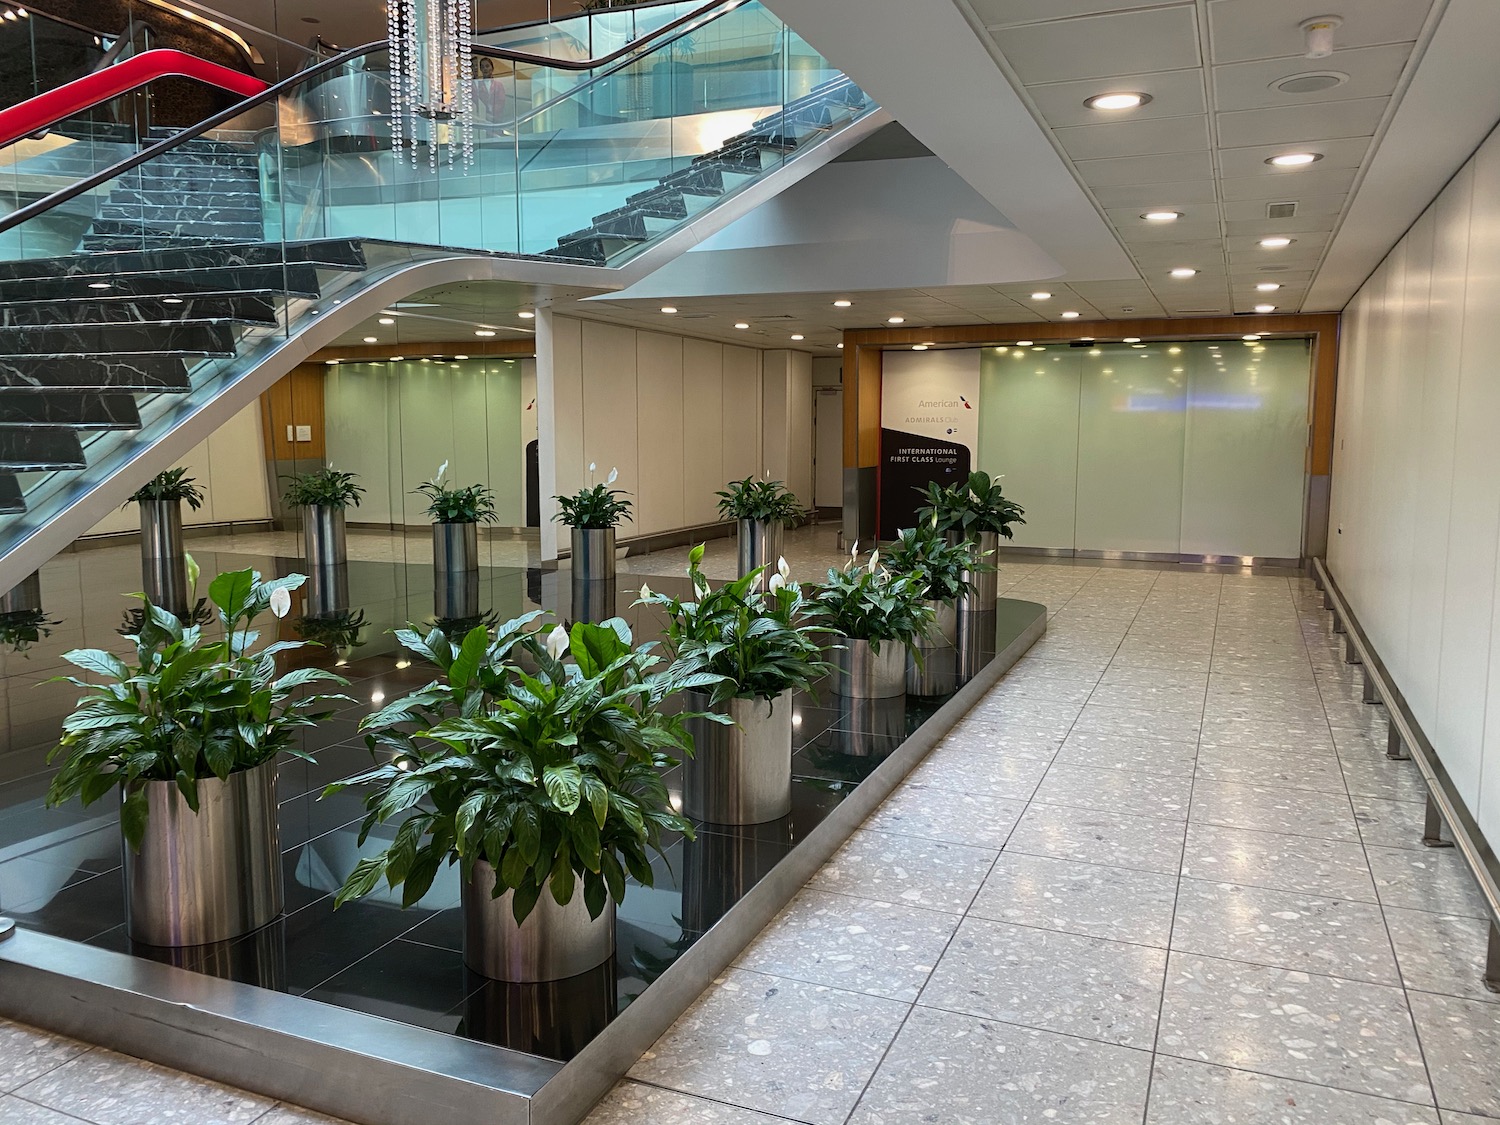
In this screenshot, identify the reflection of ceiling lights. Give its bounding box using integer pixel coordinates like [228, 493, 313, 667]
[1243, 334, 1262, 341]
[1142, 211, 1181, 222]
[1084, 92, 1150, 110]
[1265, 152, 1322, 167]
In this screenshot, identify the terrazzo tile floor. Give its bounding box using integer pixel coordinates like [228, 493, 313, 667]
[7, 549, 1500, 1124]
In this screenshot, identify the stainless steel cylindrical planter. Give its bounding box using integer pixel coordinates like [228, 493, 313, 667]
[963, 530, 1001, 613]
[435, 567, 481, 622]
[302, 504, 348, 568]
[682, 689, 794, 824]
[832, 637, 908, 699]
[0, 570, 41, 614]
[463, 859, 615, 982]
[907, 599, 959, 696]
[138, 498, 187, 617]
[736, 518, 785, 579]
[925, 598, 958, 646]
[305, 563, 350, 619]
[571, 527, 616, 581]
[122, 758, 282, 948]
[571, 575, 617, 623]
[434, 520, 480, 573]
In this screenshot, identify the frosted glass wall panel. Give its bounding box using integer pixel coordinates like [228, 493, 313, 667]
[1074, 344, 1185, 555]
[977, 345, 1080, 550]
[1180, 339, 1310, 560]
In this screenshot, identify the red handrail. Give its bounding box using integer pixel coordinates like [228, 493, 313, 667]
[0, 49, 268, 150]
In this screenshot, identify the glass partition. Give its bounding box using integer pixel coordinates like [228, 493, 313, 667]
[977, 338, 1310, 561]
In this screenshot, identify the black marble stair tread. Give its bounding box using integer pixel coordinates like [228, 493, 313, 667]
[98, 204, 263, 224]
[110, 189, 261, 209]
[0, 291, 280, 327]
[0, 427, 85, 471]
[0, 320, 236, 358]
[0, 357, 190, 394]
[0, 239, 366, 282]
[598, 193, 687, 223]
[0, 264, 323, 302]
[0, 392, 141, 429]
[0, 474, 23, 514]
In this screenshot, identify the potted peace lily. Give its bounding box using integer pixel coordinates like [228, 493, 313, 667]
[331, 615, 715, 983]
[810, 547, 935, 699]
[637, 544, 831, 824]
[882, 525, 982, 646]
[128, 467, 204, 618]
[45, 566, 348, 947]
[415, 462, 498, 618]
[283, 466, 363, 569]
[715, 476, 804, 578]
[915, 470, 1025, 612]
[554, 463, 632, 582]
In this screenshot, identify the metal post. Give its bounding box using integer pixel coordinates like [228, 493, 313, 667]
[1387, 719, 1409, 761]
[1485, 922, 1500, 994]
[1423, 794, 1455, 849]
[1333, 611, 1346, 634]
[1345, 635, 1362, 664]
[1323, 590, 1334, 609]
[1362, 669, 1381, 705]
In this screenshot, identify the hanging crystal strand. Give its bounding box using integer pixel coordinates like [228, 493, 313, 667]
[387, 0, 403, 161]
[458, 0, 474, 168]
[408, 2, 422, 167]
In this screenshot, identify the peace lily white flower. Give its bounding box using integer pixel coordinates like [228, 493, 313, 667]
[269, 587, 292, 619]
[867, 549, 880, 575]
[607, 467, 619, 485]
[777, 556, 790, 580]
[588, 462, 597, 474]
[767, 573, 786, 593]
[850, 540, 859, 559]
[432, 460, 448, 484]
[545, 624, 569, 660]
[639, 582, 653, 600]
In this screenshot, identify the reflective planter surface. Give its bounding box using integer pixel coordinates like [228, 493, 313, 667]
[302, 504, 348, 569]
[433, 520, 480, 573]
[123, 758, 282, 947]
[571, 527, 616, 581]
[832, 637, 907, 698]
[138, 498, 187, 616]
[464, 859, 616, 983]
[736, 518, 784, 579]
[682, 689, 794, 824]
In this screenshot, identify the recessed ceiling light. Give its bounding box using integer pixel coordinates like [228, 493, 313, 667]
[390, 355, 404, 361]
[362, 336, 377, 343]
[1243, 334, 1262, 341]
[518, 311, 535, 319]
[833, 299, 852, 307]
[837, 343, 844, 349]
[1266, 152, 1322, 167]
[378, 317, 395, 325]
[888, 316, 905, 324]
[1255, 303, 1277, 313]
[1131, 343, 1147, 349]
[1031, 292, 1051, 300]
[734, 322, 750, 329]
[1170, 268, 1197, 278]
[1061, 311, 1080, 319]
[475, 329, 496, 337]
[660, 306, 677, 314]
[454, 354, 468, 360]
[791, 334, 805, 340]
[1123, 337, 1141, 343]
[912, 344, 928, 351]
[1084, 92, 1151, 110]
[1031, 346, 1046, 352]
[1256, 283, 1282, 292]
[324, 359, 339, 365]
[1260, 237, 1294, 248]
[1015, 340, 1033, 347]
[1142, 211, 1182, 222]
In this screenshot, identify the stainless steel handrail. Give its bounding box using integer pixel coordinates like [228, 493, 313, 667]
[1313, 557, 1500, 987]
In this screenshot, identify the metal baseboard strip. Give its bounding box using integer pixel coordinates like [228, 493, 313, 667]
[1314, 560, 1500, 946]
[0, 601, 1047, 1125]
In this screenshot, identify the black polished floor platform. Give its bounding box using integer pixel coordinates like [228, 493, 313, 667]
[0, 547, 1045, 1125]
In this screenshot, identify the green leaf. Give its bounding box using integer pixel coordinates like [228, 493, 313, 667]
[334, 855, 387, 907]
[542, 764, 583, 814]
[549, 847, 576, 905]
[510, 879, 544, 925]
[120, 787, 150, 852]
[62, 648, 130, 681]
[208, 568, 255, 621]
[447, 625, 490, 694]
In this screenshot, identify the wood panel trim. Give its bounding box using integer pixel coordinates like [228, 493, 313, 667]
[311, 338, 536, 363]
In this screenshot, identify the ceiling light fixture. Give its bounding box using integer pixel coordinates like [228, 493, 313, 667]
[1089, 349, 1101, 356]
[1243, 334, 1262, 341]
[833, 299, 852, 307]
[888, 316, 905, 324]
[791, 334, 805, 341]
[1031, 346, 1046, 352]
[378, 317, 395, 325]
[1260, 237, 1295, 248]
[1265, 152, 1322, 167]
[1255, 303, 1277, 313]
[837, 343, 844, 349]
[1168, 346, 1181, 354]
[1084, 92, 1151, 110]
[362, 336, 377, 343]
[454, 354, 469, 360]
[474, 329, 496, 337]
[911, 345, 927, 351]
[518, 311, 535, 319]
[390, 355, 404, 361]
[660, 306, 678, 314]
[734, 322, 749, 329]
[1256, 282, 1282, 292]
[1015, 340, 1033, 347]
[1170, 268, 1197, 278]
[1123, 337, 1141, 343]
[1030, 292, 1051, 300]
[1061, 311, 1080, 319]
[325, 359, 339, 365]
[1142, 211, 1181, 222]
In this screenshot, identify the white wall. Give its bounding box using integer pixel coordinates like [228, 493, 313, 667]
[1328, 122, 1500, 845]
[84, 403, 271, 536]
[545, 315, 814, 554]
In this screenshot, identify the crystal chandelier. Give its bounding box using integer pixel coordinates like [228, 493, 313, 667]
[387, 0, 476, 168]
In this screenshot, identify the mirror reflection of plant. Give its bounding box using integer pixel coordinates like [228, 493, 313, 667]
[118, 599, 212, 636]
[636, 543, 831, 704]
[415, 463, 499, 524]
[46, 567, 350, 850]
[282, 466, 364, 510]
[809, 548, 936, 653]
[915, 470, 1025, 540]
[294, 608, 368, 653]
[0, 609, 58, 655]
[881, 525, 987, 602]
[554, 463, 632, 529]
[127, 467, 204, 510]
[432, 608, 503, 645]
[714, 476, 803, 526]
[330, 617, 725, 924]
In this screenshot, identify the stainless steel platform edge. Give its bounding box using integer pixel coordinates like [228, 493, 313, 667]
[0, 599, 1047, 1125]
[533, 597, 1048, 1125]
